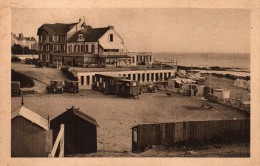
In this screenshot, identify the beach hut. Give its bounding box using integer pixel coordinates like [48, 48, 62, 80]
[196, 86, 205, 98]
[11, 104, 52, 157]
[196, 86, 213, 98]
[213, 89, 223, 98]
[50, 106, 99, 155]
[244, 80, 250, 90]
[245, 80, 250, 91]
[239, 79, 247, 88]
[233, 78, 240, 87]
[222, 90, 231, 99]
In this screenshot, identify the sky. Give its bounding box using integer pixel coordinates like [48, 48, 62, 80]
[12, 8, 250, 53]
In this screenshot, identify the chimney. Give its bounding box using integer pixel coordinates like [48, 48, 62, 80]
[19, 33, 24, 39]
[108, 25, 114, 30]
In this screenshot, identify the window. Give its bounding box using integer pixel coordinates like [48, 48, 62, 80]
[49, 35, 53, 42]
[53, 45, 57, 51]
[81, 76, 84, 85]
[50, 44, 53, 51]
[142, 73, 145, 82]
[68, 45, 71, 52]
[74, 45, 77, 52]
[133, 74, 136, 80]
[78, 34, 84, 41]
[46, 44, 49, 51]
[86, 76, 90, 85]
[46, 35, 49, 42]
[92, 44, 95, 53]
[109, 34, 113, 42]
[85, 44, 88, 53]
[81, 45, 84, 52]
[147, 73, 150, 81]
[78, 45, 81, 53]
[89, 45, 92, 53]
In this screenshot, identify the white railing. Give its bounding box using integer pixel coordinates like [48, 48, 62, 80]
[48, 124, 64, 158]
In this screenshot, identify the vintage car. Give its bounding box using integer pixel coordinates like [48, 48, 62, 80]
[63, 80, 79, 93]
[46, 80, 64, 94]
[140, 83, 156, 93]
[147, 83, 156, 93]
[25, 58, 33, 64]
[35, 61, 44, 68]
[11, 56, 21, 62]
[11, 81, 21, 97]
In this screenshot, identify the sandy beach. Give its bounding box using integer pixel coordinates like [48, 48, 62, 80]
[11, 63, 250, 157]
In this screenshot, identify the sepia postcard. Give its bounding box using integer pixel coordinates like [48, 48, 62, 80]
[0, 0, 260, 166]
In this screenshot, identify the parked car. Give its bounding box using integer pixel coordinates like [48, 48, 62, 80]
[25, 58, 33, 64]
[63, 80, 79, 93]
[140, 83, 156, 93]
[46, 80, 64, 94]
[11, 81, 21, 96]
[35, 61, 44, 68]
[11, 56, 21, 62]
[147, 83, 156, 93]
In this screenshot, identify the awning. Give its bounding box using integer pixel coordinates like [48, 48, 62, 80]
[100, 42, 126, 50]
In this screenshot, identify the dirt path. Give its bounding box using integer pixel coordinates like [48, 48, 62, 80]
[12, 63, 67, 85]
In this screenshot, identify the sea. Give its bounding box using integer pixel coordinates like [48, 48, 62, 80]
[153, 52, 250, 71]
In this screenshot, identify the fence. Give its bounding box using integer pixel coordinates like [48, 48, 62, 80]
[132, 119, 250, 152]
[49, 124, 64, 157]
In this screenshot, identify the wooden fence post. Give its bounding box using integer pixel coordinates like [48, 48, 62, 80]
[59, 124, 64, 157]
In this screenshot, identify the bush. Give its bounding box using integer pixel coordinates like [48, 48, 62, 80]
[11, 70, 35, 88]
[60, 67, 78, 81]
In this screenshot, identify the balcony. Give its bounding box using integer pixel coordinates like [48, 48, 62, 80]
[101, 52, 127, 56]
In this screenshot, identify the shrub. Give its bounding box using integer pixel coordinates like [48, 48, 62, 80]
[60, 67, 78, 81]
[11, 70, 35, 88]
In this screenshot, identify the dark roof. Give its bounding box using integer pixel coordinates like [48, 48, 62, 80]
[67, 27, 109, 42]
[37, 23, 78, 35]
[68, 107, 99, 126]
[24, 37, 36, 41]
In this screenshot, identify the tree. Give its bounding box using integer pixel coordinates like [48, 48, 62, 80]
[11, 44, 23, 55]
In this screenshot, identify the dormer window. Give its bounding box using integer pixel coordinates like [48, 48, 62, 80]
[78, 34, 84, 41]
[109, 34, 113, 42]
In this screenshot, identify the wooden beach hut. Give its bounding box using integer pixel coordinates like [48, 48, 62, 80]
[50, 106, 99, 155]
[11, 105, 52, 157]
